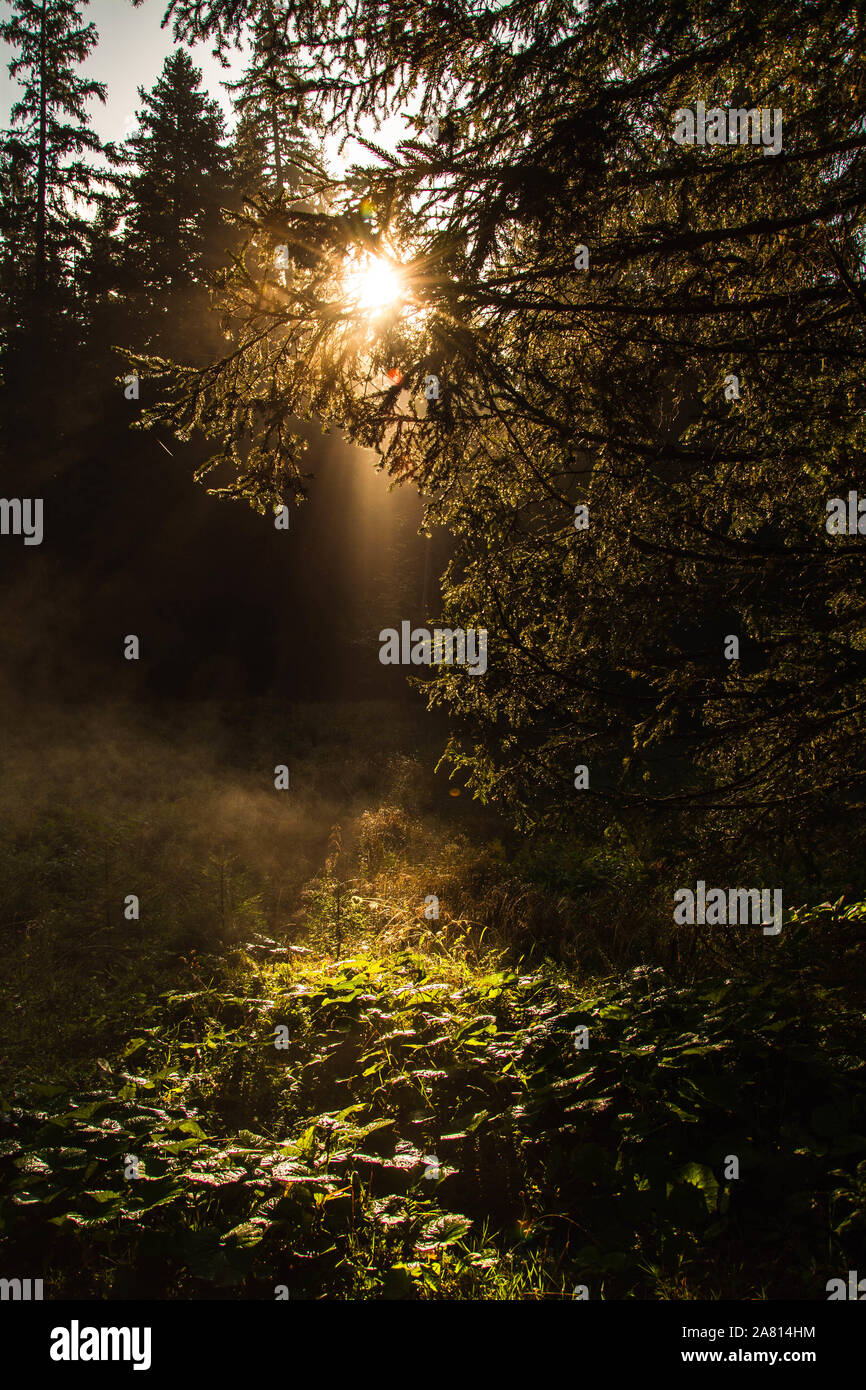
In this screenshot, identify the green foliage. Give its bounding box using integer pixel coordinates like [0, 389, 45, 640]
[1, 703, 863, 1299]
[3, 904, 865, 1298]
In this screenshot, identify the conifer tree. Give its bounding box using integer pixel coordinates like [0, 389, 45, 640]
[0, 132, 35, 369]
[117, 47, 231, 347]
[226, 0, 321, 198]
[137, 0, 866, 849]
[0, 0, 110, 348]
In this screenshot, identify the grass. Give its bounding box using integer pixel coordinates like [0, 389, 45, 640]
[0, 699, 864, 1299]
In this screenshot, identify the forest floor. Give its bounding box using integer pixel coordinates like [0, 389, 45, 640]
[1, 700, 865, 1299]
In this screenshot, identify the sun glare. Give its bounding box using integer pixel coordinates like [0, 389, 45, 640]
[345, 256, 404, 313]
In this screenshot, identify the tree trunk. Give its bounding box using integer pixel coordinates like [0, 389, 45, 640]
[35, 0, 48, 299]
[270, 108, 284, 190]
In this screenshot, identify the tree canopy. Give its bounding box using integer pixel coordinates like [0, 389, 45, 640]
[130, 0, 866, 848]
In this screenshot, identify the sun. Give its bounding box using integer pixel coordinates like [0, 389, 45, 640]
[345, 255, 403, 313]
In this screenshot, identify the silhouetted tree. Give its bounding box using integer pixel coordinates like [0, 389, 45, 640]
[227, 0, 322, 198]
[116, 48, 232, 353]
[0, 0, 110, 365]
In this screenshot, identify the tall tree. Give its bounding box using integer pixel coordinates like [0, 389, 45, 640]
[136, 0, 866, 854]
[0, 0, 108, 331]
[0, 131, 35, 371]
[226, 0, 321, 197]
[117, 47, 231, 348]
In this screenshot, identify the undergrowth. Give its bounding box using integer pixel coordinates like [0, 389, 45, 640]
[1, 894, 865, 1299]
[1, 704, 864, 1299]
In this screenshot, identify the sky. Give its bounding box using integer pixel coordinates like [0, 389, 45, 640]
[0, 0, 244, 142]
[1, 0, 411, 173]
